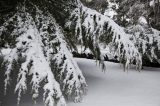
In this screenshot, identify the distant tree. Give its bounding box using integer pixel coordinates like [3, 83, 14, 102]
[81, 0, 108, 13]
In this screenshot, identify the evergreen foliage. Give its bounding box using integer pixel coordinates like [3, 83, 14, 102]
[0, 0, 160, 106]
[0, 1, 87, 105]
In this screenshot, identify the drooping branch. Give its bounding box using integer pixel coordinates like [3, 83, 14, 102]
[0, 2, 87, 105]
[127, 25, 160, 64]
[66, 3, 142, 70]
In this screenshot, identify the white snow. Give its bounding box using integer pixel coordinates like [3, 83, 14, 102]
[2, 58, 160, 106]
[138, 16, 148, 25]
[150, 0, 154, 7]
[68, 58, 160, 106]
[1, 48, 11, 55]
[104, 0, 118, 18]
[104, 8, 117, 19]
[107, 0, 119, 9]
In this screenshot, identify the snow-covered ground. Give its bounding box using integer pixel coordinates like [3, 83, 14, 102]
[69, 58, 160, 106]
[1, 58, 160, 106]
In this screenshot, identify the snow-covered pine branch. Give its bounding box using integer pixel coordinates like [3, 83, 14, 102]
[0, 11, 66, 106]
[66, 3, 142, 70]
[127, 24, 160, 64]
[0, 2, 87, 106]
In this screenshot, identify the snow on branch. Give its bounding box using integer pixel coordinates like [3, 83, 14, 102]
[0, 2, 87, 105]
[0, 11, 66, 106]
[66, 3, 142, 70]
[51, 26, 87, 102]
[35, 10, 87, 102]
[127, 25, 160, 64]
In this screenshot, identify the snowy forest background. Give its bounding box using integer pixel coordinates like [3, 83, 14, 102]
[0, 0, 160, 106]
